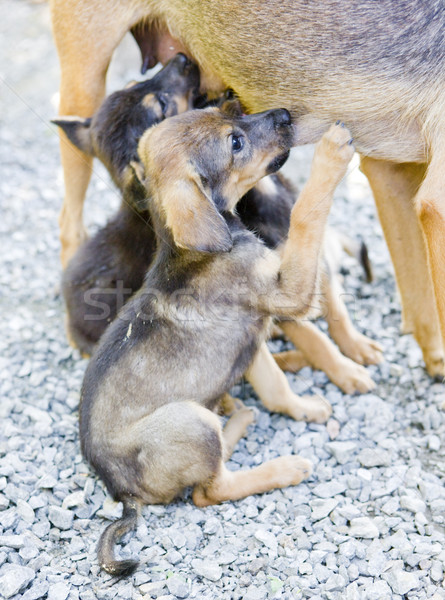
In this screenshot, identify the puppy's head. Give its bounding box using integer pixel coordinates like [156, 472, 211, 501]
[52, 54, 200, 188]
[135, 107, 296, 253]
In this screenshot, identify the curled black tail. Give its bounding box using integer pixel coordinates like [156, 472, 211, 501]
[97, 497, 141, 576]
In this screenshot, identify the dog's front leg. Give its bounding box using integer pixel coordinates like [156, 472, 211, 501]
[50, 0, 136, 266]
[261, 123, 354, 319]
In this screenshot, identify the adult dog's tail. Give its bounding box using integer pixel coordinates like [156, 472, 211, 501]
[97, 496, 141, 576]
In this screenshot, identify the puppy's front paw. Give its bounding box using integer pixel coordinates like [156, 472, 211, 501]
[312, 122, 354, 183]
[287, 394, 332, 423]
[275, 455, 313, 487]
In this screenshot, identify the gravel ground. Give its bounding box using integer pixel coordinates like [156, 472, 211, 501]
[2, 2, 445, 599]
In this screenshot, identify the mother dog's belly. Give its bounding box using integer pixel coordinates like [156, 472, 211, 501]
[288, 111, 427, 163]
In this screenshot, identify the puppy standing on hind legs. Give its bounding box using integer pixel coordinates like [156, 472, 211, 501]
[79, 110, 354, 575]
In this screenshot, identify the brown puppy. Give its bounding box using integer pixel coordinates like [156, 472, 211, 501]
[53, 54, 200, 355]
[80, 113, 354, 575]
[56, 80, 379, 392]
[50, 0, 445, 377]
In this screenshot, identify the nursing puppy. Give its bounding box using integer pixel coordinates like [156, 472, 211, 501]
[80, 113, 354, 575]
[53, 54, 200, 355]
[57, 81, 379, 393]
[51, 0, 445, 377]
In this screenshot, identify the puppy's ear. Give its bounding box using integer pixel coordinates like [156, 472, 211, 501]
[220, 98, 244, 118]
[129, 159, 146, 185]
[51, 116, 94, 155]
[164, 173, 233, 253]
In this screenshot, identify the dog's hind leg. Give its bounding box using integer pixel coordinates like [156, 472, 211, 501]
[360, 157, 443, 376]
[50, 0, 137, 266]
[192, 455, 312, 508]
[246, 342, 332, 422]
[325, 275, 383, 366]
[414, 144, 445, 377]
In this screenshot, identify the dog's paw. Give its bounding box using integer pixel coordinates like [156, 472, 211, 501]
[330, 358, 376, 394]
[312, 122, 354, 183]
[287, 394, 332, 423]
[237, 406, 258, 427]
[337, 332, 383, 366]
[274, 455, 313, 486]
[423, 348, 445, 379]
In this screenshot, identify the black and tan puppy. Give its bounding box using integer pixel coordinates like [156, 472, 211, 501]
[80, 111, 354, 575]
[52, 54, 200, 355]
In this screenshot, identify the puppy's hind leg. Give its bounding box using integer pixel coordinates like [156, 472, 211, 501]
[273, 348, 311, 372]
[246, 342, 332, 423]
[279, 320, 376, 395]
[193, 456, 312, 508]
[325, 276, 383, 366]
[221, 404, 256, 461]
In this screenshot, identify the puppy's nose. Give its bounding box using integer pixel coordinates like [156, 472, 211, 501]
[272, 109, 292, 127]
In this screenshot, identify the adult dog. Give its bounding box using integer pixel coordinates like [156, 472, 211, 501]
[50, 0, 445, 376]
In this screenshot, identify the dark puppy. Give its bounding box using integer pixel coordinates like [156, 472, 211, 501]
[53, 54, 199, 355]
[80, 112, 353, 575]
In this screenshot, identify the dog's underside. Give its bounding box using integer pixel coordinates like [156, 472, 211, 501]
[50, 0, 445, 376]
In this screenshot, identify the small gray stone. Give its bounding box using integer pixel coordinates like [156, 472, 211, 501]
[312, 481, 347, 498]
[243, 585, 268, 600]
[400, 495, 427, 514]
[47, 582, 70, 600]
[254, 529, 278, 552]
[0, 564, 35, 598]
[427, 435, 441, 451]
[383, 568, 420, 595]
[139, 580, 167, 596]
[247, 558, 266, 575]
[0, 534, 25, 549]
[191, 559, 222, 582]
[358, 448, 391, 467]
[0, 493, 9, 510]
[364, 580, 392, 600]
[170, 531, 187, 549]
[325, 441, 357, 465]
[349, 517, 379, 539]
[430, 560, 444, 582]
[166, 575, 189, 599]
[324, 574, 346, 592]
[48, 506, 74, 530]
[311, 498, 339, 521]
[21, 580, 49, 600]
[16, 499, 35, 523]
[166, 549, 183, 565]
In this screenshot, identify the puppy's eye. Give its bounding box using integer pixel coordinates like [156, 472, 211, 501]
[231, 134, 244, 153]
[157, 93, 169, 115]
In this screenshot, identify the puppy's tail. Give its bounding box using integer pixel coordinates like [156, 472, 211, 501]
[339, 233, 373, 283]
[97, 496, 141, 577]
